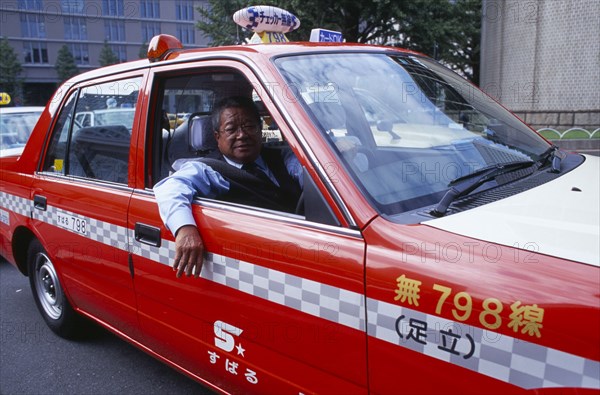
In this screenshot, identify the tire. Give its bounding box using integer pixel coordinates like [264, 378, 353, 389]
[27, 239, 83, 338]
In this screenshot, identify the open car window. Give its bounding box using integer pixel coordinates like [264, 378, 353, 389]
[151, 69, 308, 218]
[154, 71, 288, 183]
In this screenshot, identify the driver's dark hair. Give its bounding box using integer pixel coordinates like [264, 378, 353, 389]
[212, 96, 261, 132]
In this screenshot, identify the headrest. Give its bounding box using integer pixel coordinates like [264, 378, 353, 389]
[189, 114, 217, 151]
[167, 113, 214, 168]
[308, 102, 346, 131]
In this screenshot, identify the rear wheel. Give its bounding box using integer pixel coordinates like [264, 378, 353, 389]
[28, 239, 82, 338]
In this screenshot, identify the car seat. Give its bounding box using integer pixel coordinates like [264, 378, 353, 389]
[70, 125, 130, 183]
[166, 113, 215, 172]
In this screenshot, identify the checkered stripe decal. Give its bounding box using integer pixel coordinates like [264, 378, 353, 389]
[202, 252, 366, 330]
[367, 298, 600, 389]
[4, 191, 598, 389]
[128, 229, 176, 266]
[129, 235, 366, 330]
[32, 205, 129, 250]
[17, 194, 365, 332]
[25, 200, 171, 263]
[0, 191, 30, 218]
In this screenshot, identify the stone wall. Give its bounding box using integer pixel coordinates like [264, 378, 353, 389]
[480, 0, 600, 131]
[513, 110, 600, 131]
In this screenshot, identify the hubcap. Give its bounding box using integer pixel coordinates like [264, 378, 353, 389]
[33, 253, 63, 320]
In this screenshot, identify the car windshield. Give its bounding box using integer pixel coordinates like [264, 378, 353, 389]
[275, 53, 550, 217]
[0, 109, 43, 149]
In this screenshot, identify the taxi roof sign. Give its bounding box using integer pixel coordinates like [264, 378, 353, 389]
[233, 6, 300, 33]
[249, 31, 289, 44]
[309, 28, 343, 43]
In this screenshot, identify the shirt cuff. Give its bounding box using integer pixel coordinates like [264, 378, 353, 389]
[166, 209, 197, 236]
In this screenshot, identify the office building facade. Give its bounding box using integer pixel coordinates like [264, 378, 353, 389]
[480, 0, 599, 131]
[0, 0, 210, 105]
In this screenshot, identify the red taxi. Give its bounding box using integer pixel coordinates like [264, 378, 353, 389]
[0, 28, 598, 394]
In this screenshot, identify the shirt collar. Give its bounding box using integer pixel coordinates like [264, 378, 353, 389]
[223, 155, 267, 171]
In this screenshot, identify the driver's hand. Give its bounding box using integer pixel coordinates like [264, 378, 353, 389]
[173, 225, 204, 278]
[333, 137, 369, 172]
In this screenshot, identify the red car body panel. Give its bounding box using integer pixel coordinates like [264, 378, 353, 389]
[1, 41, 598, 394]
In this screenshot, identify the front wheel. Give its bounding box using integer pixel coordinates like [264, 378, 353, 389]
[28, 239, 83, 338]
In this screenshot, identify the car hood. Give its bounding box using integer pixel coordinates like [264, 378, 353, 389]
[424, 154, 600, 267]
[0, 147, 24, 158]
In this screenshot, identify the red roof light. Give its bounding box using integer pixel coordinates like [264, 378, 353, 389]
[147, 34, 183, 62]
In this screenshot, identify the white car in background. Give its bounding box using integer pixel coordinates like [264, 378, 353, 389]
[75, 108, 136, 130]
[0, 106, 44, 157]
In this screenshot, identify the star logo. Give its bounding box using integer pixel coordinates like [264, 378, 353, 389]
[235, 343, 246, 357]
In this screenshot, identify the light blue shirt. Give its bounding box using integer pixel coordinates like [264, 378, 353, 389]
[154, 149, 302, 235]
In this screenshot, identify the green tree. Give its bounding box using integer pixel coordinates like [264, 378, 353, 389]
[0, 37, 23, 105]
[284, 0, 400, 43]
[55, 45, 79, 83]
[196, 0, 250, 45]
[388, 0, 481, 83]
[447, 0, 481, 84]
[99, 41, 119, 66]
[196, 0, 398, 45]
[195, 0, 481, 82]
[139, 42, 148, 59]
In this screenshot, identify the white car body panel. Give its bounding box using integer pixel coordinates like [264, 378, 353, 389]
[425, 154, 600, 267]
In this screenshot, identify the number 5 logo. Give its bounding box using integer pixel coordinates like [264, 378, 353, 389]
[214, 320, 243, 352]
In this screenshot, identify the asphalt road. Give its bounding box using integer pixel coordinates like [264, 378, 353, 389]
[0, 257, 213, 395]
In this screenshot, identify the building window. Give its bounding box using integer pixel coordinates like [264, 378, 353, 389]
[177, 25, 195, 45]
[103, 0, 124, 16]
[141, 22, 161, 43]
[61, 0, 85, 14]
[105, 20, 126, 42]
[64, 17, 87, 40]
[175, 1, 194, 21]
[70, 43, 89, 65]
[23, 41, 48, 64]
[111, 45, 127, 62]
[20, 14, 46, 38]
[19, 0, 42, 10]
[140, 0, 160, 19]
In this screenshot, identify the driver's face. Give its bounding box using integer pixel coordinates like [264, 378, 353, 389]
[214, 107, 262, 164]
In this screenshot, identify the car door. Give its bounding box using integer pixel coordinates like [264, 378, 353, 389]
[127, 61, 368, 394]
[32, 74, 144, 334]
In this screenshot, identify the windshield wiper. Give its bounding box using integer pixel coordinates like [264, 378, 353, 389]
[430, 160, 536, 217]
[537, 145, 566, 173]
